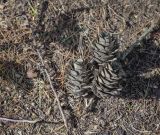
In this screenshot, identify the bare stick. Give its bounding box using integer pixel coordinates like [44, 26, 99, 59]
[122, 22, 158, 60]
[22, 4, 68, 132]
[0, 117, 40, 123]
[108, 4, 126, 35]
[58, 0, 65, 12]
[36, 50, 68, 130]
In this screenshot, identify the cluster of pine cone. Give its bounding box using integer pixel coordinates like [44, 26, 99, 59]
[66, 32, 126, 98]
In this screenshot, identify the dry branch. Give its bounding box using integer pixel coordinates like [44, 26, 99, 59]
[36, 50, 68, 130]
[122, 22, 159, 60]
[0, 117, 40, 123]
[23, 1, 68, 131]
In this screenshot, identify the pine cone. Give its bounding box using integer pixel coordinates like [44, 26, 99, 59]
[93, 62, 123, 97]
[66, 58, 93, 97]
[92, 32, 119, 64]
[91, 32, 125, 97]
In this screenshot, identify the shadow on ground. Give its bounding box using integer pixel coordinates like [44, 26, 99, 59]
[121, 38, 160, 99]
[34, 1, 92, 51]
[0, 60, 34, 92]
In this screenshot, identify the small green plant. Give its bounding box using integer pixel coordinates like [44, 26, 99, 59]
[28, 2, 38, 17]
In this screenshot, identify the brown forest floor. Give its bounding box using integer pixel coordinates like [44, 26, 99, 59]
[0, 0, 160, 135]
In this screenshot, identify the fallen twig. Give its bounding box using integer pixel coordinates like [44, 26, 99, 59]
[23, 3, 69, 132]
[58, 0, 65, 12]
[0, 117, 40, 124]
[122, 22, 159, 60]
[36, 50, 68, 130]
[130, 124, 152, 133]
[108, 4, 126, 35]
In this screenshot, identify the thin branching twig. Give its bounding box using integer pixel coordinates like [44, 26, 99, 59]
[36, 49, 68, 131]
[24, 1, 69, 131]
